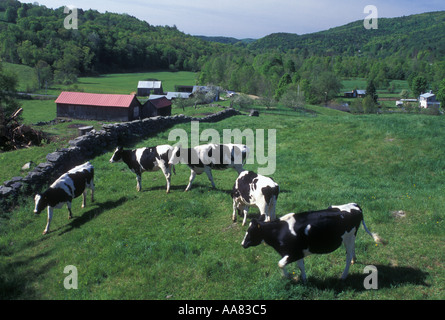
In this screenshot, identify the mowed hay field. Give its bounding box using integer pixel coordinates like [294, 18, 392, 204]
[1, 108, 444, 300]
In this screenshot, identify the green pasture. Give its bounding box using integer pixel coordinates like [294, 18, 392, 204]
[2, 62, 38, 93]
[1, 109, 444, 300]
[41, 71, 197, 96]
[1, 70, 443, 300]
[3, 61, 197, 95]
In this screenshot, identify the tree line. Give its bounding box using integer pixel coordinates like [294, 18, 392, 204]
[0, 0, 225, 87]
[198, 11, 445, 109]
[1, 1, 444, 109]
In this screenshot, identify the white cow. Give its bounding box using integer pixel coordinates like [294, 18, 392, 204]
[232, 171, 279, 225]
[34, 162, 94, 235]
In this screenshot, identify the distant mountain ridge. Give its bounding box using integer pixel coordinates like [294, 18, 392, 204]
[247, 11, 445, 59]
[194, 35, 256, 46]
[196, 11, 445, 61]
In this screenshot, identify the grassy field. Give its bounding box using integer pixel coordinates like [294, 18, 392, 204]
[1, 70, 443, 300]
[42, 71, 197, 96]
[1, 108, 444, 300]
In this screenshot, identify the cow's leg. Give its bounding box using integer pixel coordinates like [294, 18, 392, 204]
[160, 164, 172, 194]
[242, 206, 249, 226]
[232, 200, 238, 222]
[43, 207, 54, 235]
[136, 174, 142, 192]
[278, 255, 291, 278]
[81, 190, 87, 208]
[67, 201, 73, 219]
[269, 197, 277, 221]
[185, 170, 196, 191]
[204, 167, 216, 188]
[341, 233, 356, 280]
[297, 259, 307, 283]
[90, 181, 95, 203]
[258, 202, 269, 222]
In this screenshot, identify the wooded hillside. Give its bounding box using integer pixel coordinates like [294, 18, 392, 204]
[0, 0, 225, 85]
[1, 1, 444, 104]
[199, 11, 445, 101]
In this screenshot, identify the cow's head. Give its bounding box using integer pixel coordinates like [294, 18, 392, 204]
[34, 194, 47, 214]
[241, 219, 264, 248]
[110, 146, 124, 163]
[168, 144, 182, 166]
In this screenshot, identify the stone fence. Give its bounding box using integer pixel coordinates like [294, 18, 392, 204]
[0, 108, 241, 212]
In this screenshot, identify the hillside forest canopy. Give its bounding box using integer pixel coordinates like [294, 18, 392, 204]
[0, 1, 444, 106]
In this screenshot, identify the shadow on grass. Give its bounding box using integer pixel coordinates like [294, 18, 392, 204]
[140, 184, 186, 193]
[294, 264, 429, 293]
[0, 251, 55, 299]
[58, 197, 128, 236]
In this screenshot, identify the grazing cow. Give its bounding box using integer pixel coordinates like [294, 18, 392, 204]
[241, 203, 385, 282]
[232, 171, 279, 226]
[109, 145, 175, 193]
[34, 162, 95, 235]
[168, 143, 249, 191]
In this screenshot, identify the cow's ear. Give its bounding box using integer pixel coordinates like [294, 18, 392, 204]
[251, 219, 260, 229]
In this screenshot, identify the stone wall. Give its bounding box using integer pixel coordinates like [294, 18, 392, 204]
[0, 108, 241, 212]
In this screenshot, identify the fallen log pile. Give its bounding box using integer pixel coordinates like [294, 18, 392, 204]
[0, 108, 46, 151]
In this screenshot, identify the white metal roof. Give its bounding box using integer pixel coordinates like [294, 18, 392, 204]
[138, 81, 162, 89]
[419, 92, 435, 99]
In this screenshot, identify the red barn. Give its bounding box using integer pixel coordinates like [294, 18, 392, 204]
[55, 92, 142, 122]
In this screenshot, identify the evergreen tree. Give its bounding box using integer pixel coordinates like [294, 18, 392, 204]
[366, 79, 378, 104]
[411, 75, 428, 97]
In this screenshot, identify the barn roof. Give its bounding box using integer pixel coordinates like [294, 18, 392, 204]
[55, 92, 138, 108]
[419, 92, 435, 99]
[147, 96, 172, 109]
[150, 92, 191, 100]
[138, 81, 162, 89]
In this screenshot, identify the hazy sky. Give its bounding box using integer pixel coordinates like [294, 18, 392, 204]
[33, 0, 444, 38]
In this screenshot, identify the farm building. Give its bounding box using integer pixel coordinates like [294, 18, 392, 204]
[55, 91, 142, 122]
[192, 86, 220, 102]
[149, 92, 192, 100]
[396, 99, 418, 107]
[137, 81, 163, 96]
[344, 89, 366, 98]
[143, 96, 172, 117]
[173, 85, 220, 102]
[419, 91, 441, 109]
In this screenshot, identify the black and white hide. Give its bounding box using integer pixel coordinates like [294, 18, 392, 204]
[34, 162, 95, 235]
[109, 145, 175, 193]
[168, 143, 249, 191]
[241, 203, 385, 282]
[232, 171, 279, 226]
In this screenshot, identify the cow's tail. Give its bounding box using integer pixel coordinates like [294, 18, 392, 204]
[362, 218, 387, 245]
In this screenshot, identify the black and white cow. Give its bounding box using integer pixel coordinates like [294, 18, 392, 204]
[168, 143, 249, 191]
[241, 203, 385, 282]
[109, 145, 175, 193]
[34, 162, 95, 235]
[232, 171, 279, 226]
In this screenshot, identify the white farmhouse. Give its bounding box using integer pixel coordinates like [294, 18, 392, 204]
[419, 91, 441, 109]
